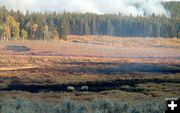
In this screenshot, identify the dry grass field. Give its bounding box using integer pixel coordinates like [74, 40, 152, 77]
[0, 35, 180, 103]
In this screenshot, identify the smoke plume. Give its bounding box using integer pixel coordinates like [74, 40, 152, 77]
[0, 0, 173, 16]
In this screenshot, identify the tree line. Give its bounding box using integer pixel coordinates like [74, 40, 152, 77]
[0, 2, 179, 40]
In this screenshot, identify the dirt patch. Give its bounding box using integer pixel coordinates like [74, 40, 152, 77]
[0, 66, 38, 71]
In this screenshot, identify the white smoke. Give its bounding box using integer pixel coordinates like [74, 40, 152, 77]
[0, 0, 173, 16]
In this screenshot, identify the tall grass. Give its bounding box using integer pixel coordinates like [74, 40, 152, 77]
[0, 98, 165, 113]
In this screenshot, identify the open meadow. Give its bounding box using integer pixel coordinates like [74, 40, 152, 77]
[0, 36, 180, 112]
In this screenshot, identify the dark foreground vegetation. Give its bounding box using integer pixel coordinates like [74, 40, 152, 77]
[0, 2, 179, 40]
[0, 98, 165, 113]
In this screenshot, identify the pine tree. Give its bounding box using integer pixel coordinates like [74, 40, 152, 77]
[21, 29, 28, 40]
[60, 17, 70, 39]
[0, 25, 3, 39]
[43, 25, 50, 40]
[31, 24, 38, 39]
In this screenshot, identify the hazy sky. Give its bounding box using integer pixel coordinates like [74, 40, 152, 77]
[0, 0, 179, 16]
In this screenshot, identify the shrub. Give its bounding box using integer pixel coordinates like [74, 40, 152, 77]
[0, 98, 165, 113]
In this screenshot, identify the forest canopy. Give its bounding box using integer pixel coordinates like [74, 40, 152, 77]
[0, 2, 179, 40]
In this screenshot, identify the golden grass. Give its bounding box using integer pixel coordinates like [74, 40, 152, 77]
[0, 36, 180, 59]
[67, 35, 180, 48]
